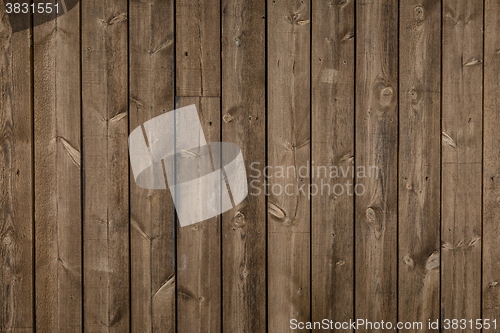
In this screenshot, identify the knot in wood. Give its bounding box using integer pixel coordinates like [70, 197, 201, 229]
[414, 6, 424, 21]
[233, 212, 246, 227]
[380, 86, 394, 106]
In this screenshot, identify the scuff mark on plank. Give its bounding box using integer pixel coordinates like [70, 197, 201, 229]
[131, 218, 151, 241]
[177, 288, 197, 300]
[341, 31, 355, 41]
[99, 13, 128, 26]
[442, 131, 457, 148]
[109, 13, 127, 25]
[425, 251, 440, 271]
[151, 37, 174, 54]
[340, 153, 354, 163]
[442, 236, 481, 250]
[463, 57, 482, 66]
[153, 274, 175, 298]
[268, 202, 285, 220]
[130, 97, 144, 108]
[59, 137, 81, 167]
[109, 112, 127, 122]
[58, 257, 78, 276]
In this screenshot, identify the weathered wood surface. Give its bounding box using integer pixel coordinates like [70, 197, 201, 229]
[355, 1, 399, 331]
[441, 1, 483, 332]
[268, 0, 311, 331]
[82, 0, 130, 332]
[484, 0, 500, 326]
[0, 1, 34, 331]
[311, 0, 354, 331]
[221, 0, 267, 331]
[176, 0, 220, 97]
[398, 0, 441, 331]
[129, 0, 176, 332]
[33, 1, 82, 331]
[2, 0, 500, 331]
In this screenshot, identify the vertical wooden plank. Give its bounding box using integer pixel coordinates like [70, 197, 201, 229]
[355, 0, 398, 330]
[82, 1, 130, 332]
[441, 1, 483, 331]
[311, 0, 354, 329]
[268, 0, 310, 331]
[176, 0, 220, 97]
[129, 0, 176, 332]
[175, 0, 222, 327]
[398, 0, 441, 330]
[484, 0, 500, 326]
[221, 0, 266, 331]
[33, 2, 82, 332]
[175, 97, 221, 333]
[0, 2, 34, 332]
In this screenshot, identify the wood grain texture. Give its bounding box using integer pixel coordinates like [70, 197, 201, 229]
[355, 0, 398, 330]
[129, 0, 176, 332]
[5, 2, 500, 331]
[268, 0, 311, 331]
[398, 0, 441, 330]
[176, 97, 222, 333]
[483, 0, 500, 325]
[176, 0, 220, 97]
[0, 1, 34, 331]
[311, 0, 354, 330]
[221, 0, 266, 331]
[441, 1, 483, 331]
[33, 3, 82, 332]
[82, 0, 130, 331]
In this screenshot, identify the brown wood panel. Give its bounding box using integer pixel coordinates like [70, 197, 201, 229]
[176, 0, 220, 97]
[441, 1, 483, 331]
[355, 0, 398, 330]
[268, 0, 311, 331]
[33, 2, 82, 332]
[5, 2, 500, 331]
[484, 0, 500, 325]
[129, 0, 176, 332]
[398, 0, 441, 331]
[82, 0, 130, 331]
[221, 0, 266, 331]
[175, 97, 222, 333]
[311, 0, 354, 331]
[174, 2, 223, 332]
[0, 1, 34, 331]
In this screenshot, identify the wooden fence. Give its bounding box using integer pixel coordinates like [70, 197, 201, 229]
[1, 0, 500, 332]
